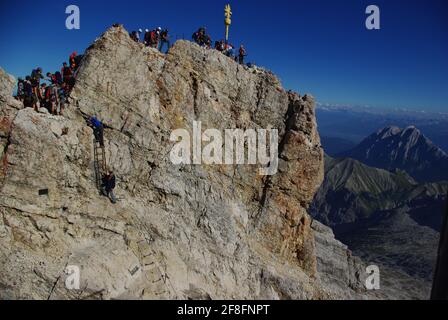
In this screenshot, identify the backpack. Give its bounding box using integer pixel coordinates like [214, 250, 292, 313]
[58, 88, 66, 101]
[150, 31, 157, 43]
[45, 85, 58, 101]
[144, 32, 151, 43]
[131, 31, 139, 42]
[192, 32, 199, 42]
[45, 86, 52, 100]
[161, 30, 168, 40]
[55, 72, 63, 85]
[63, 66, 72, 78]
[31, 70, 41, 85]
[24, 81, 33, 96]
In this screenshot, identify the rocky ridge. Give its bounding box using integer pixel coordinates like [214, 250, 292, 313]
[0, 26, 371, 299]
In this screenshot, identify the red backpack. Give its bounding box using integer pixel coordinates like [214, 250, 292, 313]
[150, 31, 157, 43]
[45, 86, 52, 100]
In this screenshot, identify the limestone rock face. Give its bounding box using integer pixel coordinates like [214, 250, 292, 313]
[312, 221, 368, 298]
[0, 26, 367, 299]
[0, 68, 22, 174]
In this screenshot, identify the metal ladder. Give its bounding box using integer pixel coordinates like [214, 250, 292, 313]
[93, 138, 107, 191]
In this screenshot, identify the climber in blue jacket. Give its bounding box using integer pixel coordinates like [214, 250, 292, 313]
[90, 116, 104, 147]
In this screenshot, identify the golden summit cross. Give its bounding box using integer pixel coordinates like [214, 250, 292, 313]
[224, 4, 232, 44]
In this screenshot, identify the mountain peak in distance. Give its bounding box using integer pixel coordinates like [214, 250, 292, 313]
[339, 126, 448, 183]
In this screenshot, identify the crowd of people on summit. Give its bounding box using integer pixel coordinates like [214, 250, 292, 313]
[15, 52, 82, 115]
[16, 24, 249, 113]
[128, 26, 248, 65]
[13, 22, 250, 204]
[129, 27, 171, 53]
[191, 27, 247, 65]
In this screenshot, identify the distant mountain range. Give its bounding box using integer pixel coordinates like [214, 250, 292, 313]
[338, 126, 448, 183]
[314, 107, 448, 298]
[312, 121, 448, 298]
[312, 155, 448, 232]
[310, 155, 448, 297]
[317, 106, 448, 155]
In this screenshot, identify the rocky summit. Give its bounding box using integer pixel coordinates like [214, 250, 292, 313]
[0, 26, 372, 300]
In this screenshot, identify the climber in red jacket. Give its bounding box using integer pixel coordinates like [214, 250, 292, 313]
[61, 62, 74, 90]
[69, 52, 77, 69]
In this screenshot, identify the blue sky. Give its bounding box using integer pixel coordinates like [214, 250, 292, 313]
[0, 0, 447, 112]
